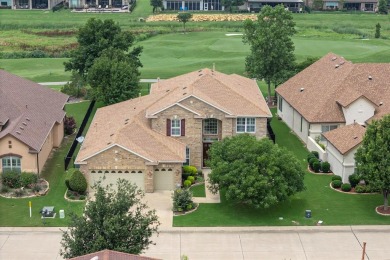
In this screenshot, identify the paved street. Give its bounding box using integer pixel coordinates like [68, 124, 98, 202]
[1, 226, 390, 260]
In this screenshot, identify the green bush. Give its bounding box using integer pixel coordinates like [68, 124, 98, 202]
[172, 188, 194, 212]
[32, 184, 42, 192]
[309, 157, 319, 169]
[332, 175, 342, 181]
[183, 165, 198, 176]
[313, 161, 321, 172]
[183, 180, 192, 188]
[355, 184, 366, 193]
[348, 173, 360, 188]
[68, 194, 76, 200]
[1, 185, 10, 193]
[197, 169, 203, 176]
[65, 168, 77, 189]
[187, 176, 195, 184]
[79, 195, 86, 200]
[310, 151, 319, 159]
[69, 170, 88, 194]
[20, 172, 38, 187]
[341, 183, 352, 192]
[1, 171, 21, 188]
[332, 180, 342, 188]
[321, 161, 331, 173]
[307, 153, 316, 162]
[13, 189, 25, 197]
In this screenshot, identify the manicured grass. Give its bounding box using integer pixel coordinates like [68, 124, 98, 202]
[173, 108, 387, 226]
[3, 30, 390, 82]
[190, 183, 206, 197]
[0, 102, 89, 227]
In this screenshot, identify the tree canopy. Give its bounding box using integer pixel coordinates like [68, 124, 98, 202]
[207, 134, 305, 208]
[60, 179, 160, 259]
[243, 5, 296, 105]
[64, 18, 141, 77]
[355, 115, 390, 211]
[177, 13, 193, 32]
[150, 0, 163, 13]
[87, 48, 141, 105]
[378, 0, 388, 14]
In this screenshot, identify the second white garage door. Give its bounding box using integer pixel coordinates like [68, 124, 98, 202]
[89, 170, 145, 191]
[154, 168, 175, 190]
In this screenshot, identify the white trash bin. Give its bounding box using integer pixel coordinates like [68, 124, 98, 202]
[59, 210, 65, 219]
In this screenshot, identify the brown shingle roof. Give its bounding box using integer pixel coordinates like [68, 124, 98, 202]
[0, 70, 69, 151]
[322, 123, 366, 155]
[148, 68, 271, 117]
[69, 249, 160, 260]
[76, 69, 270, 164]
[276, 53, 390, 124]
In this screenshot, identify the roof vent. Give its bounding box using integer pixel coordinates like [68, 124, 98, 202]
[198, 69, 202, 72]
[107, 142, 111, 145]
[332, 57, 337, 61]
[110, 133, 114, 137]
[353, 136, 358, 139]
[166, 90, 170, 93]
[183, 93, 187, 95]
[134, 107, 136, 110]
[339, 61, 345, 65]
[300, 88, 304, 92]
[335, 64, 339, 68]
[19, 127, 24, 130]
[16, 131, 21, 135]
[379, 102, 383, 106]
[183, 86, 187, 90]
[22, 122, 27, 126]
[368, 76, 372, 80]
[199, 74, 203, 76]
[26, 118, 30, 121]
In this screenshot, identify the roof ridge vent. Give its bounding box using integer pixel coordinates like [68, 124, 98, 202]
[300, 87, 304, 92]
[379, 101, 383, 106]
[335, 64, 339, 68]
[368, 75, 372, 80]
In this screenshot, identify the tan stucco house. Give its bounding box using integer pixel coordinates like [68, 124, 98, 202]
[0, 70, 69, 175]
[75, 68, 272, 192]
[276, 53, 390, 182]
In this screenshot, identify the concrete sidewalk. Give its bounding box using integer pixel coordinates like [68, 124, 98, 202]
[2, 226, 390, 260]
[193, 169, 220, 204]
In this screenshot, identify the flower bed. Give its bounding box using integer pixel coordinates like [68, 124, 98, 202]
[146, 14, 257, 22]
[0, 178, 49, 198]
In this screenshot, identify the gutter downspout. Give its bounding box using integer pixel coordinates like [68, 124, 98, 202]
[36, 153, 40, 179]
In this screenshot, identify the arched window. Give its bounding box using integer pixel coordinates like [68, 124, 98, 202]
[91, 170, 96, 173]
[138, 171, 142, 173]
[124, 171, 129, 173]
[118, 171, 122, 173]
[98, 171, 103, 173]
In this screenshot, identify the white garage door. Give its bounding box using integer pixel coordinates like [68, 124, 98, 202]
[89, 170, 144, 191]
[154, 168, 175, 190]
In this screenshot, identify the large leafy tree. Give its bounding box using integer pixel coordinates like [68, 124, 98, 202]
[60, 179, 160, 258]
[64, 18, 142, 78]
[243, 5, 296, 105]
[221, 0, 244, 13]
[208, 134, 305, 208]
[355, 115, 390, 211]
[177, 13, 193, 32]
[378, 0, 388, 14]
[88, 48, 141, 105]
[150, 0, 163, 13]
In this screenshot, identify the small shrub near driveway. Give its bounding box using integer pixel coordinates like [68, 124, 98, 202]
[321, 161, 330, 173]
[309, 157, 319, 169]
[355, 184, 367, 193]
[341, 183, 352, 192]
[312, 161, 321, 172]
[332, 175, 342, 181]
[183, 180, 191, 188]
[2, 171, 22, 188]
[69, 170, 87, 194]
[348, 173, 360, 188]
[172, 188, 195, 213]
[20, 172, 38, 187]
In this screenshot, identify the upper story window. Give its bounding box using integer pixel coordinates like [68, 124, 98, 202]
[171, 119, 181, 136]
[236, 118, 256, 133]
[166, 119, 185, 137]
[2, 156, 21, 173]
[203, 118, 218, 135]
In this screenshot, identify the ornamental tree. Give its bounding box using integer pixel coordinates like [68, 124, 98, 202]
[243, 5, 296, 105]
[355, 114, 390, 211]
[177, 13, 193, 32]
[60, 179, 160, 258]
[207, 134, 305, 208]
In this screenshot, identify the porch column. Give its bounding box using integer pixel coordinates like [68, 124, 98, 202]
[200, 0, 203, 10]
[47, 0, 51, 9]
[181, 0, 184, 10]
[96, 0, 98, 6]
[108, 0, 111, 6]
[29, 0, 32, 9]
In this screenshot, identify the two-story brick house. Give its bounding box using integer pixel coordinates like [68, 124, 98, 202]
[75, 68, 272, 192]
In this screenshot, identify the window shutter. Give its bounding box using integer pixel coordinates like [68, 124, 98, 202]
[167, 119, 171, 136]
[181, 119, 185, 136]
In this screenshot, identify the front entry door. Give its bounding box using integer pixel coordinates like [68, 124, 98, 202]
[203, 142, 212, 167]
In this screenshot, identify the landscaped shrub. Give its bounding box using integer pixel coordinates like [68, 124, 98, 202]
[32, 184, 42, 193]
[309, 158, 319, 169]
[183, 165, 198, 176]
[197, 169, 203, 176]
[65, 168, 77, 189]
[69, 170, 87, 194]
[79, 195, 86, 200]
[355, 184, 366, 193]
[348, 173, 360, 188]
[332, 175, 342, 181]
[1, 171, 21, 188]
[310, 151, 319, 159]
[172, 188, 194, 212]
[313, 161, 321, 172]
[321, 161, 331, 173]
[187, 176, 195, 184]
[64, 116, 77, 135]
[332, 180, 342, 188]
[307, 153, 316, 162]
[183, 180, 192, 188]
[13, 188, 25, 197]
[1, 185, 10, 193]
[20, 172, 38, 187]
[341, 183, 352, 192]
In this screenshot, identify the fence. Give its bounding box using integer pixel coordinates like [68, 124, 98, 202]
[64, 100, 96, 170]
[267, 120, 276, 143]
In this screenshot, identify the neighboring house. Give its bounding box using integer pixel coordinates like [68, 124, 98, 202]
[0, 70, 69, 175]
[244, 0, 303, 12]
[75, 68, 271, 192]
[10, 0, 62, 9]
[322, 0, 377, 11]
[276, 53, 390, 182]
[69, 249, 160, 260]
[163, 0, 224, 11]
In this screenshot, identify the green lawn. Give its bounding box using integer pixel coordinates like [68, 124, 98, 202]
[0, 102, 89, 227]
[173, 108, 388, 227]
[2, 30, 390, 82]
[190, 183, 206, 197]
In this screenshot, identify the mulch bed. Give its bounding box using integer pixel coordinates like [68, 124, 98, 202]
[376, 206, 390, 216]
[0, 178, 49, 198]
